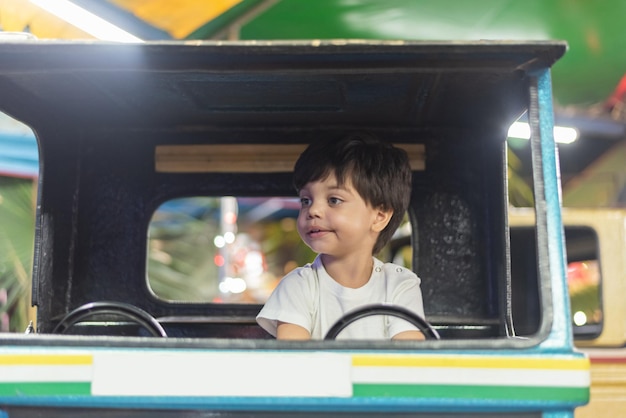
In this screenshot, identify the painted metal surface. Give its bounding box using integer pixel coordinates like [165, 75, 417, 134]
[0, 351, 589, 410]
[532, 69, 572, 349]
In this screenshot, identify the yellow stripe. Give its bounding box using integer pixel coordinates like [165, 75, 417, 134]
[0, 354, 92, 366]
[110, 0, 243, 39]
[352, 355, 590, 371]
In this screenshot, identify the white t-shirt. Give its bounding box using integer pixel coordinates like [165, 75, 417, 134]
[256, 255, 425, 340]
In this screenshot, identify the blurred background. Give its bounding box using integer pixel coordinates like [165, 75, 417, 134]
[1, 0, 625, 331]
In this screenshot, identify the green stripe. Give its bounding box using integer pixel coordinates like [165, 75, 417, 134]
[0, 382, 91, 396]
[353, 384, 589, 403]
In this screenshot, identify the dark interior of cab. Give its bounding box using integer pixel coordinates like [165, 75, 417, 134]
[0, 40, 567, 343]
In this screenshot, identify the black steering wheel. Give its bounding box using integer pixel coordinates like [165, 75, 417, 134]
[324, 303, 440, 340]
[52, 301, 167, 337]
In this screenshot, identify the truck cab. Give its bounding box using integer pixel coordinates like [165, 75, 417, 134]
[0, 39, 588, 417]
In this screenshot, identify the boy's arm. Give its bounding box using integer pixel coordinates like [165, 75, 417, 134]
[277, 321, 311, 340]
[392, 330, 425, 340]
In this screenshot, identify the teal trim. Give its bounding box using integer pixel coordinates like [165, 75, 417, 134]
[536, 68, 573, 349]
[0, 394, 590, 412]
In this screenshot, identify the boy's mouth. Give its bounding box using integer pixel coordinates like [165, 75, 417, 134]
[308, 228, 329, 236]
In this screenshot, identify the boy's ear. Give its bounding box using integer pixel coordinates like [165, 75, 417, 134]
[372, 207, 393, 232]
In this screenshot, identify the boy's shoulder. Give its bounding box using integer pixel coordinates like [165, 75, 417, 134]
[374, 258, 421, 284]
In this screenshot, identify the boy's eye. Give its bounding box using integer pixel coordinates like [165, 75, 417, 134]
[328, 197, 343, 205]
[300, 197, 311, 207]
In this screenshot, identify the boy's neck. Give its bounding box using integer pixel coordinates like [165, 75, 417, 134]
[320, 253, 374, 289]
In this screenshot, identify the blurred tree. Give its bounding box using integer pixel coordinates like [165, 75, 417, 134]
[0, 176, 35, 332]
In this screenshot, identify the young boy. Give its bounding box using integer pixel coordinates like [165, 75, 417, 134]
[256, 133, 425, 340]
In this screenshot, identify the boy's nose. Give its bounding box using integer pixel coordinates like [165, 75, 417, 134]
[307, 202, 322, 218]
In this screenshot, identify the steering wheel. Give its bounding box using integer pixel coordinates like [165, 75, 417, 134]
[52, 301, 168, 337]
[324, 303, 440, 340]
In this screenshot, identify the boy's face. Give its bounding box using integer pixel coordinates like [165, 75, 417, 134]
[297, 173, 391, 260]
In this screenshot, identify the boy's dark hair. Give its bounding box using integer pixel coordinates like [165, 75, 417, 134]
[293, 132, 412, 255]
